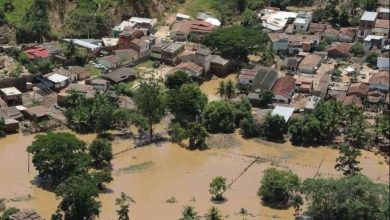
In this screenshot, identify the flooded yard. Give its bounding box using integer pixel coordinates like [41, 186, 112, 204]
[0, 131, 388, 219]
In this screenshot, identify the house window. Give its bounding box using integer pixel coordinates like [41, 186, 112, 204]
[249, 80, 252, 83]
[301, 26, 304, 29]
[294, 25, 296, 30]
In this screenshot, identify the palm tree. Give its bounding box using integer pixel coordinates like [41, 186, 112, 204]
[216, 81, 226, 100]
[224, 80, 235, 100]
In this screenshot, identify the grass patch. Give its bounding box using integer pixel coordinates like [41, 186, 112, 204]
[117, 161, 155, 174]
[179, 0, 216, 17]
[0, 0, 33, 25]
[87, 67, 102, 76]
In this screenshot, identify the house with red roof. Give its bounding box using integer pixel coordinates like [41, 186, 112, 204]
[24, 47, 50, 60]
[189, 21, 216, 42]
[272, 75, 296, 104]
[326, 42, 352, 58]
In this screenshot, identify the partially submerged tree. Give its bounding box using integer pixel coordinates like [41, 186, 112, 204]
[116, 192, 134, 220]
[204, 207, 223, 220]
[203, 101, 236, 133]
[89, 138, 113, 166]
[335, 144, 362, 176]
[209, 176, 227, 201]
[179, 206, 200, 220]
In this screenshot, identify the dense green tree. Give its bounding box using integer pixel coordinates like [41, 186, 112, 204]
[366, 51, 379, 67]
[0, 117, 6, 137]
[240, 116, 259, 138]
[313, 100, 343, 140]
[216, 81, 226, 99]
[1, 207, 20, 220]
[288, 115, 322, 145]
[261, 113, 287, 141]
[53, 173, 101, 220]
[89, 138, 113, 166]
[169, 122, 188, 144]
[377, 113, 390, 140]
[246, 0, 266, 10]
[232, 98, 252, 126]
[258, 168, 300, 208]
[241, 9, 257, 27]
[27, 132, 90, 186]
[204, 207, 223, 220]
[345, 114, 368, 147]
[95, 105, 115, 135]
[224, 80, 236, 100]
[350, 42, 365, 57]
[335, 144, 362, 176]
[258, 91, 274, 108]
[209, 176, 227, 201]
[92, 167, 113, 190]
[179, 206, 200, 220]
[169, 83, 208, 124]
[203, 101, 236, 133]
[360, 0, 378, 11]
[116, 192, 133, 220]
[301, 175, 389, 220]
[187, 122, 208, 149]
[203, 26, 268, 62]
[133, 73, 167, 140]
[165, 71, 192, 90]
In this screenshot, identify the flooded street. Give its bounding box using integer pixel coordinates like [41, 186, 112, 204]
[0, 131, 388, 219]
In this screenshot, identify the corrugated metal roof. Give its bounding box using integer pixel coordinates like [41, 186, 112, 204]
[361, 11, 378, 21]
[271, 106, 295, 121]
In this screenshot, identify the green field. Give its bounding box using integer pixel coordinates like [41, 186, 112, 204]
[179, 0, 217, 18]
[0, 0, 32, 25]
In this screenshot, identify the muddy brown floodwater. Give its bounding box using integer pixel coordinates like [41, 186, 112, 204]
[0, 131, 388, 220]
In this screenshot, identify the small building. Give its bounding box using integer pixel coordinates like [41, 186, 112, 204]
[0, 107, 23, 121]
[9, 209, 44, 220]
[85, 78, 110, 92]
[268, 33, 289, 52]
[130, 37, 150, 59]
[47, 73, 70, 90]
[197, 12, 221, 26]
[170, 20, 192, 42]
[373, 19, 389, 38]
[189, 21, 216, 42]
[271, 106, 295, 122]
[260, 10, 297, 32]
[282, 57, 301, 72]
[323, 27, 339, 41]
[102, 68, 137, 83]
[369, 70, 389, 91]
[307, 23, 326, 35]
[161, 42, 185, 66]
[326, 42, 352, 58]
[272, 75, 296, 103]
[338, 27, 356, 43]
[210, 55, 230, 76]
[343, 94, 363, 107]
[249, 66, 278, 92]
[116, 28, 144, 49]
[327, 90, 347, 102]
[174, 61, 203, 77]
[0, 87, 22, 106]
[377, 7, 390, 20]
[347, 82, 369, 98]
[99, 55, 121, 69]
[377, 57, 390, 70]
[112, 17, 157, 36]
[150, 44, 165, 60]
[367, 89, 387, 104]
[63, 39, 102, 53]
[194, 47, 211, 72]
[24, 47, 50, 60]
[114, 49, 139, 65]
[176, 13, 191, 21]
[239, 69, 257, 85]
[359, 11, 378, 37]
[68, 66, 91, 81]
[298, 54, 322, 74]
[295, 76, 313, 93]
[293, 11, 312, 32]
[23, 106, 50, 121]
[363, 35, 384, 52]
[4, 118, 19, 133]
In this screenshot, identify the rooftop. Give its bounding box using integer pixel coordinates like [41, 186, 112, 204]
[364, 35, 384, 41]
[9, 210, 43, 220]
[361, 11, 378, 21]
[100, 55, 121, 64]
[25, 106, 50, 118]
[63, 39, 101, 51]
[299, 54, 322, 67]
[271, 106, 295, 121]
[102, 38, 119, 47]
[0, 87, 22, 96]
[176, 61, 203, 74]
[102, 68, 137, 83]
[260, 11, 298, 31]
[211, 55, 229, 65]
[24, 47, 50, 59]
[369, 70, 389, 85]
[378, 7, 390, 13]
[375, 19, 390, 29]
[268, 33, 288, 42]
[162, 42, 184, 53]
[272, 75, 296, 99]
[48, 73, 70, 83]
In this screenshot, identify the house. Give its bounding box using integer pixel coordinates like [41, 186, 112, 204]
[338, 27, 356, 43]
[369, 70, 389, 91]
[323, 27, 339, 41]
[347, 82, 369, 98]
[173, 61, 203, 77]
[271, 106, 295, 122]
[359, 11, 378, 37]
[272, 75, 296, 103]
[45, 73, 70, 90]
[102, 68, 137, 83]
[0, 87, 22, 106]
[307, 23, 326, 35]
[189, 21, 216, 42]
[38, 42, 62, 56]
[367, 89, 387, 104]
[114, 49, 139, 65]
[298, 54, 322, 74]
[343, 94, 363, 107]
[99, 55, 121, 69]
[197, 12, 221, 26]
[161, 42, 185, 65]
[130, 37, 150, 59]
[102, 38, 119, 48]
[293, 11, 312, 32]
[9, 209, 44, 220]
[150, 44, 165, 60]
[194, 47, 211, 72]
[268, 33, 289, 52]
[176, 13, 191, 21]
[377, 7, 390, 20]
[377, 56, 390, 70]
[24, 47, 50, 60]
[0, 107, 23, 121]
[363, 35, 384, 52]
[312, 74, 331, 98]
[287, 35, 320, 54]
[46, 68, 77, 83]
[4, 118, 19, 133]
[327, 90, 347, 102]
[373, 19, 389, 38]
[210, 55, 230, 76]
[68, 66, 91, 80]
[23, 106, 50, 121]
[117, 28, 144, 49]
[239, 69, 257, 85]
[85, 78, 109, 92]
[282, 57, 301, 72]
[326, 42, 352, 58]
[63, 39, 102, 53]
[259, 10, 297, 32]
[112, 17, 157, 36]
[170, 20, 192, 41]
[249, 66, 278, 92]
[58, 83, 96, 105]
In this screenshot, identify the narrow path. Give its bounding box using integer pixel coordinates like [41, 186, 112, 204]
[314, 148, 328, 178]
[227, 157, 259, 189]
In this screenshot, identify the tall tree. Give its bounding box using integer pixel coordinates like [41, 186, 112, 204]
[345, 114, 368, 147]
[89, 138, 113, 166]
[209, 176, 227, 201]
[165, 71, 192, 90]
[187, 122, 208, 149]
[133, 73, 167, 140]
[224, 80, 235, 100]
[203, 101, 236, 133]
[216, 81, 226, 99]
[335, 144, 362, 176]
[261, 113, 287, 141]
[53, 173, 101, 220]
[116, 192, 133, 220]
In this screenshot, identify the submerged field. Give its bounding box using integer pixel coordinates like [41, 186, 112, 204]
[0, 130, 388, 219]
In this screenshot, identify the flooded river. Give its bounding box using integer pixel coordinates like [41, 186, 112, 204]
[0, 131, 388, 220]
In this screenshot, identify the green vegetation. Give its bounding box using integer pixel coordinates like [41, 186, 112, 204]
[261, 113, 287, 142]
[288, 115, 322, 146]
[258, 168, 300, 208]
[216, 80, 235, 100]
[366, 51, 379, 67]
[1, 207, 20, 220]
[203, 101, 236, 133]
[0, 117, 6, 137]
[209, 176, 227, 201]
[116, 192, 133, 220]
[165, 71, 193, 90]
[335, 144, 362, 176]
[301, 175, 389, 220]
[92, 167, 113, 190]
[0, 0, 32, 25]
[204, 207, 223, 220]
[89, 139, 113, 166]
[179, 205, 201, 220]
[117, 161, 155, 174]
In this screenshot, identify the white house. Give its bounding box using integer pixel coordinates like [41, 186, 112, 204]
[377, 56, 390, 70]
[293, 11, 312, 33]
[47, 73, 70, 89]
[363, 35, 384, 53]
[260, 10, 297, 32]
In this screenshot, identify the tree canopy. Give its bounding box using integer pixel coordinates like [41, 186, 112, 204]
[203, 101, 236, 133]
[335, 144, 362, 176]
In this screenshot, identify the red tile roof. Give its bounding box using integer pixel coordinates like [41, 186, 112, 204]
[343, 94, 363, 107]
[339, 27, 356, 38]
[375, 19, 390, 29]
[190, 21, 216, 32]
[347, 82, 369, 96]
[101, 55, 121, 64]
[272, 76, 296, 99]
[326, 42, 352, 56]
[24, 47, 50, 59]
[369, 70, 389, 85]
[176, 61, 203, 74]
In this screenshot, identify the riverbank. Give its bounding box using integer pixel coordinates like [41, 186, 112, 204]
[0, 130, 388, 219]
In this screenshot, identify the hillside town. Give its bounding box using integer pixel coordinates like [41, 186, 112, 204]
[0, 0, 389, 219]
